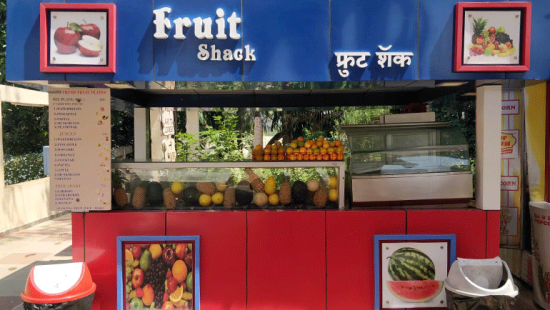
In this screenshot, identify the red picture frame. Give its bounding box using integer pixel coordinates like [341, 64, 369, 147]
[40, 3, 116, 73]
[454, 2, 531, 72]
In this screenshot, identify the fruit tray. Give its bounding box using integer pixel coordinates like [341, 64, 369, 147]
[111, 161, 346, 210]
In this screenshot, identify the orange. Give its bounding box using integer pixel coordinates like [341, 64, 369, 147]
[323, 142, 330, 149]
[289, 154, 296, 161]
[169, 285, 184, 303]
[306, 148, 313, 155]
[271, 144, 278, 150]
[311, 144, 318, 150]
[264, 148, 271, 155]
[303, 154, 310, 161]
[278, 146, 285, 154]
[329, 141, 335, 147]
[313, 149, 320, 155]
[330, 153, 337, 161]
[320, 148, 327, 154]
[299, 147, 306, 154]
[172, 260, 188, 283]
[297, 136, 304, 142]
[337, 153, 344, 160]
[297, 154, 304, 161]
[277, 154, 285, 161]
[254, 144, 263, 151]
[315, 140, 323, 148]
[335, 140, 341, 147]
[263, 154, 271, 161]
[327, 147, 335, 154]
[322, 154, 330, 161]
[304, 141, 312, 148]
[316, 154, 323, 161]
[271, 155, 277, 161]
[309, 154, 316, 161]
[317, 137, 323, 141]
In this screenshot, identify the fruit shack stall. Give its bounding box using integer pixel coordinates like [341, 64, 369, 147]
[6, 0, 550, 309]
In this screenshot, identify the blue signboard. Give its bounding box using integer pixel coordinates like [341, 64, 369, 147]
[6, 0, 550, 82]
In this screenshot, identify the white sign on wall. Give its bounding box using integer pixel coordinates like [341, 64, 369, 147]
[49, 88, 111, 211]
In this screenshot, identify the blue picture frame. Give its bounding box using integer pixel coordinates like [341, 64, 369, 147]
[117, 235, 200, 310]
[374, 234, 456, 310]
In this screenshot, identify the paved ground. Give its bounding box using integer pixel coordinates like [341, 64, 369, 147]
[0, 214, 72, 310]
[0, 213, 543, 310]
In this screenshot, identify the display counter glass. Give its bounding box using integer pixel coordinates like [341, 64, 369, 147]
[111, 161, 345, 210]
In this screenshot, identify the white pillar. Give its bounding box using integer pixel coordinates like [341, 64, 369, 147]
[134, 107, 147, 161]
[150, 108, 164, 161]
[475, 84, 502, 210]
[0, 103, 4, 200]
[186, 108, 200, 135]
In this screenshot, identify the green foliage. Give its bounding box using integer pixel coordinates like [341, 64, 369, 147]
[4, 153, 45, 185]
[176, 113, 252, 162]
[111, 109, 134, 157]
[2, 103, 49, 155]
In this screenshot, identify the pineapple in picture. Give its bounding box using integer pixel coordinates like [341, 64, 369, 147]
[471, 17, 487, 45]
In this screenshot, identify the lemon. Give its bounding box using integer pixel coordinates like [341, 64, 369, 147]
[149, 244, 162, 260]
[199, 194, 212, 206]
[268, 193, 279, 205]
[212, 192, 224, 205]
[328, 176, 338, 189]
[328, 188, 338, 202]
[169, 285, 184, 303]
[171, 182, 185, 195]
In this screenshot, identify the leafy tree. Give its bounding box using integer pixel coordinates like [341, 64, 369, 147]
[2, 102, 48, 155]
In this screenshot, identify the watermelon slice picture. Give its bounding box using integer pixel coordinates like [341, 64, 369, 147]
[387, 280, 444, 303]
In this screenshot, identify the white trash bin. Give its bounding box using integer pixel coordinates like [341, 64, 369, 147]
[444, 257, 518, 310]
[530, 201, 550, 310]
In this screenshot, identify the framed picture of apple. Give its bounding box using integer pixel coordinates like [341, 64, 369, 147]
[117, 235, 200, 310]
[374, 234, 456, 310]
[454, 2, 531, 72]
[40, 3, 116, 73]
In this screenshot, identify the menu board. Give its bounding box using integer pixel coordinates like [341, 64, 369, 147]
[49, 88, 111, 211]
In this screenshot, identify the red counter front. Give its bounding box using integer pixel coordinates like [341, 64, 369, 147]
[73, 209, 499, 310]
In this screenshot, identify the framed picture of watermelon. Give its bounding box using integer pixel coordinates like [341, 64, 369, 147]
[374, 234, 456, 310]
[454, 2, 531, 72]
[116, 235, 200, 310]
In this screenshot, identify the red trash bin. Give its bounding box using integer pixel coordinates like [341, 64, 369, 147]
[21, 262, 96, 310]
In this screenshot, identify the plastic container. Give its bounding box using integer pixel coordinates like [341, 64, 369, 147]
[21, 262, 96, 310]
[444, 257, 518, 310]
[530, 201, 550, 310]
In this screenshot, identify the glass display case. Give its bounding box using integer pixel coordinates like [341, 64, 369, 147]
[341, 122, 473, 207]
[111, 161, 345, 210]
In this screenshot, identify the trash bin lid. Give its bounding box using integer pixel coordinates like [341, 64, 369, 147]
[444, 257, 518, 298]
[21, 262, 96, 304]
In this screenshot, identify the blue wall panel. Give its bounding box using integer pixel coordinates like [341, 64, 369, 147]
[331, 0, 417, 81]
[64, 0, 154, 82]
[418, 0, 505, 80]
[242, 0, 330, 82]
[6, 0, 65, 81]
[6, 0, 550, 82]
[152, 0, 242, 81]
[506, 0, 550, 80]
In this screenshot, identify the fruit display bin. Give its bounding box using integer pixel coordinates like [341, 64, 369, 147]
[111, 161, 346, 210]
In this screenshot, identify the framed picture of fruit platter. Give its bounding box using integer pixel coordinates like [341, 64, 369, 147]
[454, 2, 531, 72]
[40, 3, 116, 73]
[117, 235, 200, 310]
[374, 234, 456, 310]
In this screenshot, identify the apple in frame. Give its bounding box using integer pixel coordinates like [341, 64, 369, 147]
[78, 35, 103, 57]
[53, 26, 81, 54]
[80, 21, 101, 40]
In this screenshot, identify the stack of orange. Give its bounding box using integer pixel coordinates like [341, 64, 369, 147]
[286, 137, 344, 161]
[252, 141, 287, 161]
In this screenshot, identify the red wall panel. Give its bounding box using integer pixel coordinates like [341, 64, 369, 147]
[71, 212, 84, 262]
[167, 211, 247, 310]
[326, 210, 406, 310]
[486, 210, 501, 258]
[85, 212, 165, 310]
[407, 209, 487, 259]
[247, 211, 326, 310]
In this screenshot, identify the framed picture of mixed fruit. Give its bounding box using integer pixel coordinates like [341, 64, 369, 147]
[454, 2, 531, 72]
[374, 234, 456, 310]
[117, 235, 200, 310]
[40, 3, 116, 73]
